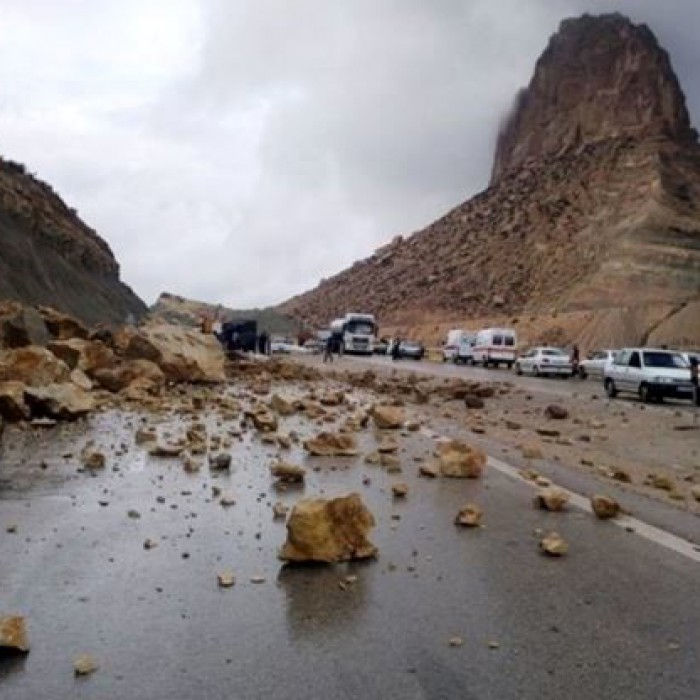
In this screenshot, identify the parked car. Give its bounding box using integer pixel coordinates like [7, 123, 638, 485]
[515, 347, 572, 377]
[578, 349, 618, 379]
[397, 340, 425, 360]
[472, 328, 517, 368]
[604, 348, 693, 403]
[303, 338, 322, 354]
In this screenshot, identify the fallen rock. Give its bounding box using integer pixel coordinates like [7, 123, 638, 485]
[81, 450, 106, 470]
[464, 394, 485, 409]
[381, 453, 402, 471]
[419, 464, 439, 478]
[534, 487, 570, 512]
[545, 405, 569, 420]
[377, 435, 399, 454]
[247, 407, 278, 433]
[209, 453, 232, 470]
[0, 346, 70, 386]
[691, 485, 700, 503]
[273, 502, 289, 519]
[435, 440, 486, 478]
[24, 383, 95, 420]
[454, 503, 482, 527]
[270, 462, 306, 484]
[539, 532, 569, 557]
[270, 394, 296, 416]
[391, 482, 409, 498]
[591, 494, 620, 519]
[303, 431, 358, 457]
[73, 653, 98, 676]
[149, 442, 184, 458]
[521, 442, 544, 460]
[217, 571, 235, 588]
[0, 615, 29, 653]
[0, 381, 30, 421]
[279, 493, 377, 563]
[371, 405, 405, 429]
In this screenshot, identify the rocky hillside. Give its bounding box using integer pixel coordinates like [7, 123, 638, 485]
[0, 158, 146, 325]
[151, 292, 299, 336]
[279, 13, 700, 349]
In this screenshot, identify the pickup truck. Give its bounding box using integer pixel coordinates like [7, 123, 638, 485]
[603, 348, 693, 403]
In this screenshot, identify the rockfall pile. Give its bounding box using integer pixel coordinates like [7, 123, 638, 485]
[0, 304, 226, 423]
[279, 13, 700, 350]
[0, 159, 146, 325]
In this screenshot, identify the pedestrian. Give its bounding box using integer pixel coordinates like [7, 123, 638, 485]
[690, 356, 699, 407]
[571, 344, 580, 377]
[323, 335, 334, 363]
[391, 337, 401, 362]
[258, 331, 269, 356]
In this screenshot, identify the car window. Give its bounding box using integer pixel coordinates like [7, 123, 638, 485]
[543, 349, 566, 356]
[504, 336, 515, 346]
[493, 335, 503, 345]
[629, 352, 641, 368]
[614, 351, 630, 366]
[643, 351, 687, 368]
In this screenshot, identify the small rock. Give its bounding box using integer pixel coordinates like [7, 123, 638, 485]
[419, 464, 439, 478]
[454, 503, 482, 527]
[521, 443, 544, 460]
[81, 450, 106, 470]
[217, 571, 235, 588]
[210, 453, 232, 470]
[590, 495, 620, 519]
[250, 576, 266, 584]
[539, 532, 568, 557]
[0, 615, 29, 653]
[448, 636, 464, 647]
[534, 488, 570, 512]
[392, 482, 409, 498]
[545, 405, 569, 420]
[270, 463, 306, 484]
[127, 509, 141, 519]
[272, 502, 289, 519]
[691, 485, 700, 503]
[73, 653, 98, 676]
[464, 395, 485, 409]
[143, 538, 157, 550]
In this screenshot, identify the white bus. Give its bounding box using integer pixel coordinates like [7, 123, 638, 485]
[472, 328, 517, 368]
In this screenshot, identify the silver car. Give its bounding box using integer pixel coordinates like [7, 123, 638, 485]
[578, 349, 617, 379]
[515, 347, 572, 377]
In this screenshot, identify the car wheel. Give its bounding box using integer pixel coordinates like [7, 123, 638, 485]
[578, 367, 587, 379]
[515, 363, 522, 375]
[639, 383, 653, 404]
[605, 378, 617, 398]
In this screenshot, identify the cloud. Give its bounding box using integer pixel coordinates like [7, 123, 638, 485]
[1, 0, 699, 309]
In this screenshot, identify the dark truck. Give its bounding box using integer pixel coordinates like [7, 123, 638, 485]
[219, 320, 258, 355]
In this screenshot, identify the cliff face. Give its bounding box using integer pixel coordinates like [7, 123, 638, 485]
[279, 14, 700, 349]
[491, 13, 697, 183]
[0, 158, 146, 325]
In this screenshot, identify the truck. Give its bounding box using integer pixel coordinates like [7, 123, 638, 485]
[332, 313, 377, 355]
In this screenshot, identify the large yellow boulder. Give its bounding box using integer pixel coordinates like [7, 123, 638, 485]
[436, 440, 486, 478]
[279, 493, 377, 563]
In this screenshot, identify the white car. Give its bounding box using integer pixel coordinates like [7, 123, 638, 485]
[604, 348, 692, 403]
[515, 347, 572, 377]
[578, 349, 617, 379]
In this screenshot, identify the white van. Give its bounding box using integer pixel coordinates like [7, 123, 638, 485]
[443, 329, 476, 364]
[472, 328, 517, 368]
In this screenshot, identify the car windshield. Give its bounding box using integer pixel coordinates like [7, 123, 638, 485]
[402, 341, 420, 349]
[542, 349, 566, 356]
[643, 351, 688, 368]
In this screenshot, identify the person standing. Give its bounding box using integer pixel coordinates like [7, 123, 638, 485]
[570, 344, 580, 377]
[323, 335, 334, 363]
[690, 356, 699, 406]
[391, 337, 401, 362]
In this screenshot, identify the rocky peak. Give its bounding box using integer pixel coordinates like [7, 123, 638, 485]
[491, 13, 697, 183]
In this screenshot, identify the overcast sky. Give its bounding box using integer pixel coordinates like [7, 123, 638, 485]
[1, 0, 699, 308]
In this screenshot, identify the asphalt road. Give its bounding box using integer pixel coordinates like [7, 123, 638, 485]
[1, 392, 699, 699]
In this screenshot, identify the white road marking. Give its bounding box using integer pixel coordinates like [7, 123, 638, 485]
[487, 454, 700, 564]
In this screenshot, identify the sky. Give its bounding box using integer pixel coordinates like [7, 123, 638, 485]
[1, 0, 699, 309]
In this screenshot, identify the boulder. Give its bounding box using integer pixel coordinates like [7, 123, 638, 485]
[435, 440, 486, 478]
[0, 381, 30, 421]
[93, 360, 164, 394]
[24, 383, 95, 420]
[545, 404, 569, 420]
[0, 615, 29, 653]
[137, 324, 226, 383]
[38, 306, 89, 340]
[0, 346, 70, 386]
[534, 487, 570, 511]
[270, 394, 296, 416]
[455, 503, 482, 527]
[70, 369, 93, 392]
[246, 407, 278, 433]
[464, 394, 485, 409]
[392, 482, 408, 498]
[590, 494, 620, 519]
[47, 339, 115, 376]
[371, 405, 405, 429]
[0, 305, 50, 349]
[279, 493, 377, 563]
[303, 431, 358, 457]
[270, 462, 306, 484]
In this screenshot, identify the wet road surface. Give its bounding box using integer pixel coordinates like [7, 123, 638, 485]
[1, 398, 699, 699]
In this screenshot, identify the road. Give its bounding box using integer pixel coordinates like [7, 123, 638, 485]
[1, 382, 699, 699]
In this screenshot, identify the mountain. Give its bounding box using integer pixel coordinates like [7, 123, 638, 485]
[0, 157, 146, 325]
[150, 292, 300, 336]
[279, 13, 700, 349]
